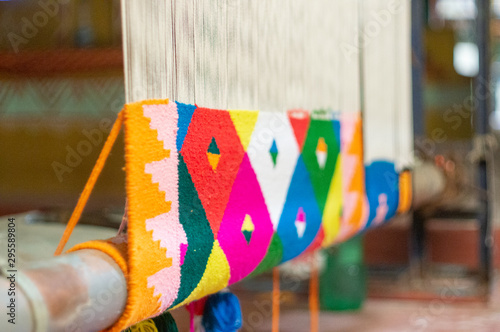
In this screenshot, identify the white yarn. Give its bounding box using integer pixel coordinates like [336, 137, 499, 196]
[120, 0, 413, 170]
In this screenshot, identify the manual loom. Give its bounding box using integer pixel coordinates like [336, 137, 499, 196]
[0, 0, 415, 331]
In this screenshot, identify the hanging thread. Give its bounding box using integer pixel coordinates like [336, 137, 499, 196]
[117, 199, 129, 235]
[309, 257, 319, 332]
[272, 267, 280, 332]
[54, 111, 124, 256]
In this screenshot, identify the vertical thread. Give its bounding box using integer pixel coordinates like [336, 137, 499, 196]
[272, 267, 280, 332]
[309, 257, 319, 332]
[117, 200, 128, 235]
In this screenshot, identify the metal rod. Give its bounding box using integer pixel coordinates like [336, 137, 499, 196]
[475, 0, 492, 288]
[0, 249, 127, 332]
[410, 0, 426, 277]
[411, 0, 425, 139]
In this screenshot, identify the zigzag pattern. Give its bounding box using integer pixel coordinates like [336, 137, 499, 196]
[118, 99, 409, 330]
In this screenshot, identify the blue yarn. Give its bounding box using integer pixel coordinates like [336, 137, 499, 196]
[175, 101, 196, 151]
[364, 161, 400, 228]
[277, 156, 322, 263]
[202, 293, 243, 332]
[332, 118, 341, 146]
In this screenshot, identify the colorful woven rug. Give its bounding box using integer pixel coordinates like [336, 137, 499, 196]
[68, 99, 411, 331]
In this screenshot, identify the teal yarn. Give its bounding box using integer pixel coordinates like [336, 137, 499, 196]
[152, 311, 178, 332]
[202, 292, 242, 332]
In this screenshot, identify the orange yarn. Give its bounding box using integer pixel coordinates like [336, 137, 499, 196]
[67, 238, 129, 277]
[55, 111, 124, 256]
[397, 170, 412, 214]
[309, 258, 319, 332]
[272, 267, 280, 332]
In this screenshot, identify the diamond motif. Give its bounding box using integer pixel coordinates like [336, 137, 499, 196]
[277, 156, 322, 262]
[241, 214, 255, 245]
[248, 112, 300, 230]
[218, 154, 274, 284]
[180, 107, 245, 238]
[269, 139, 278, 166]
[207, 137, 221, 171]
[316, 137, 327, 169]
[301, 116, 340, 214]
[294, 207, 306, 238]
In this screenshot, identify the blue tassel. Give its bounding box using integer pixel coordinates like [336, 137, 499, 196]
[202, 292, 243, 332]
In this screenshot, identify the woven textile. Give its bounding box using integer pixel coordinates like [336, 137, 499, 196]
[71, 99, 410, 331]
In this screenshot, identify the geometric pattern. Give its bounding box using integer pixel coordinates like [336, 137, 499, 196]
[229, 110, 259, 151]
[77, 99, 410, 332]
[218, 154, 273, 284]
[180, 107, 245, 238]
[321, 116, 343, 247]
[269, 139, 278, 167]
[295, 207, 306, 238]
[365, 161, 400, 228]
[336, 113, 369, 243]
[241, 215, 255, 244]
[316, 137, 328, 169]
[248, 112, 300, 230]
[207, 137, 221, 171]
[288, 109, 310, 151]
[143, 103, 185, 312]
[169, 155, 215, 309]
[302, 111, 341, 214]
[277, 155, 323, 262]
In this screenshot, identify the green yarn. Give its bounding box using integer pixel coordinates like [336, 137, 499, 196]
[169, 156, 214, 308]
[242, 230, 252, 244]
[249, 233, 283, 277]
[301, 114, 340, 213]
[153, 312, 178, 332]
[207, 137, 220, 154]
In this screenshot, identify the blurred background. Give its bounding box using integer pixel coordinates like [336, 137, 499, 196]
[2, 0, 500, 330]
[0, 0, 125, 224]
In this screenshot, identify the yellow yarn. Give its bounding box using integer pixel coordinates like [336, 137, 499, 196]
[129, 319, 158, 332]
[241, 214, 255, 232]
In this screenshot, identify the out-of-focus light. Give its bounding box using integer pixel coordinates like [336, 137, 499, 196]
[494, 0, 500, 17]
[436, 0, 477, 20]
[491, 82, 500, 131]
[490, 111, 500, 131]
[435, 155, 445, 167]
[445, 160, 455, 173]
[453, 42, 479, 77]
